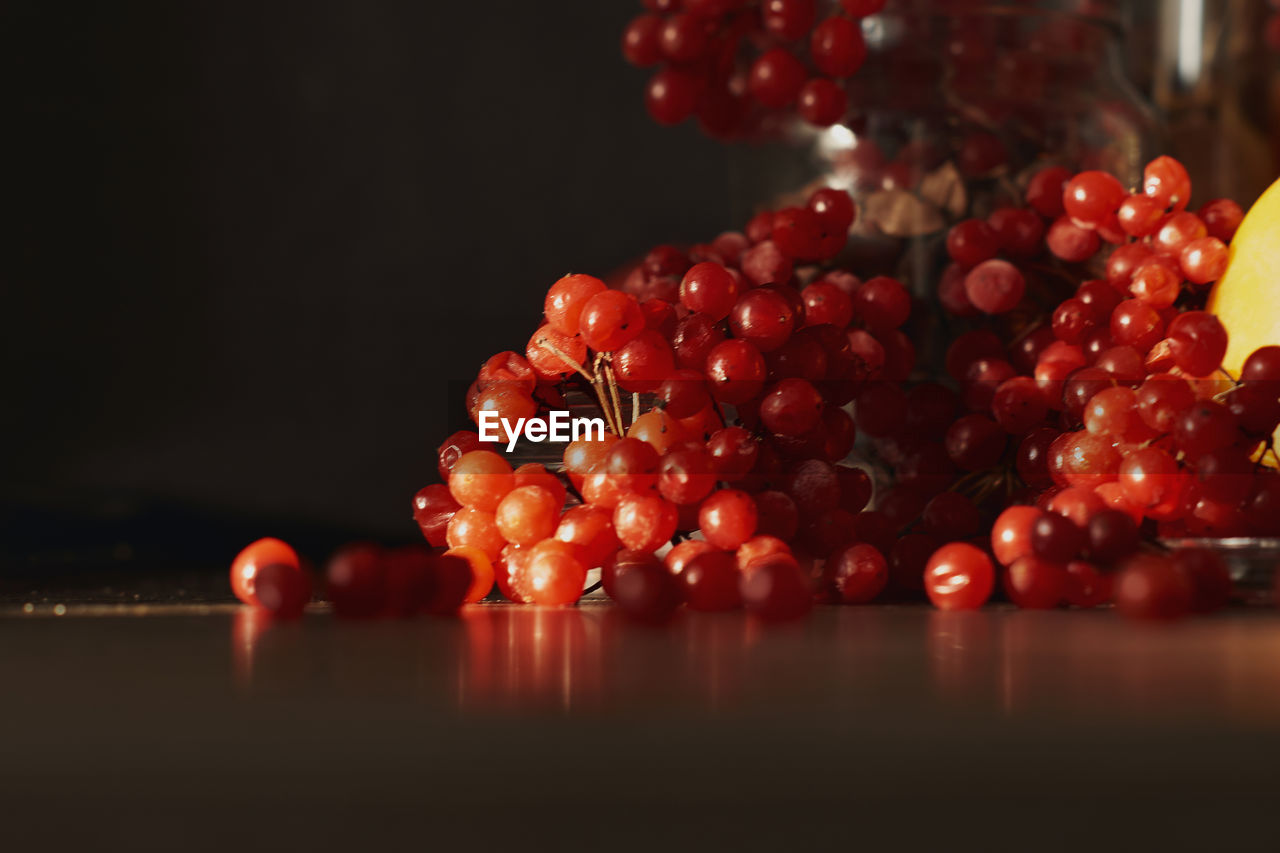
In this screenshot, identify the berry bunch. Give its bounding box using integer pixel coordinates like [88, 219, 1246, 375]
[412, 185, 926, 622]
[622, 0, 883, 136]
[897, 154, 1272, 618]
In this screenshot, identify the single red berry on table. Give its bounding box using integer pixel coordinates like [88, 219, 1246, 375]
[253, 562, 312, 619]
[925, 543, 995, 611]
[231, 537, 301, 607]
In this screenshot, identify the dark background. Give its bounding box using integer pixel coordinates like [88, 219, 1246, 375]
[5, 1, 735, 563]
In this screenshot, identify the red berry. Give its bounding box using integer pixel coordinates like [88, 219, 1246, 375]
[231, 537, 301, 607]
[253, 561, 312, 619]
[1063, 170, 1125, 227]
[611, 555, 683, 624]
[748, 48, 806, 109]
[326, 543, 388, 618]
[681, 550, 742, 611]
[811, 16, 866, 77]
[545, 274, 607, 335]
[963, 259, 1025, 314]
[699, 489, 758, 549]
[645, 68, 701, 125]
[797, 78, 847, 127]
[1143, 155, 1191, 211]
[579, 290, 645, 352]
[413, 484, 461, 548]
[924, 543, 995, 611]
[621, 15, 664, 68]
[1004, 555, 1066, 610]
[1026, 166, 1071, 218]
[1114, 553, 1193, 621]
[705, 339, 767, 403]
[740, 554, 813, 621]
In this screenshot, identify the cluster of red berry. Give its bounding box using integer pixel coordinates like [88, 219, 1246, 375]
[408, 183, 927, 624]
[908, 154, 1276, 619]
[232, 154, 1273, 625]
[622, 0, 883, 135]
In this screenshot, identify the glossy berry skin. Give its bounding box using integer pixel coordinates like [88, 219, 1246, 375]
[1046, 217, 1100, 263]
[446, 506, 506, 561]
[797, 78, 847, 127]
[673, 314, 726, 371]
[657, 446, 716, 505]
[827, 543, 888, 604]
[611, 555, 682, 624]
[1180, 237, 1228, 285]
[448, 450, 515, 512]
[730, 288, 795, 352]
[760, 378, 824, 436]
[1143, 155, 1191, 211]
[526, 540, 587, 606]
[621, 15, 663, 68]
[991, 506, 1043, 567]
[544, 274, 607, 335]
[964, 260, 1024, 314]
[1198, 199, 1243, 242]
[253, 562, 312, 619]
[800, 280, 854, 328]
[946, 218, 999, 268]
[1030, 512, 1084, 564]
[1173, 401, 1239, 460]
[808, 188, 857, 234]
[1026, 166, 1071, 218]
[579, 290, 645, 352]
[945, 414, 1006, 471]
[1063, 171, 1125, 227]
[680, 262, 739, 322]
[325, 543, 388, 618]
[527, 324, 589, 380]
[853, 276, 911, 333]
[555, 505, 619, 570]
[992, 377, 1048, 434]
[1167, 311, 1228, 377]
[231, 537, 301, 607]
[681, 550, 743, 611]
[705, 340, 767, 404]
[924, 543, 995, 611]
[811, 15, 866, 78]
[740, 555, 813, 622]
[495, 485, 561, 547]
[1135, 373, 1196, 432]
[657, 369, 712, 419]
[748, 48, 807, 109]
[699, 489, 758, 549]
[659, 12, 707, 63]
[1004, 556, 1066, 610]
[613, 493, 679, 553]
[645, 68, 701, 126]
[1113, 553, 1193, 621]
[1085, 509, 1140, 564]
[1241, 346, 1280, 383]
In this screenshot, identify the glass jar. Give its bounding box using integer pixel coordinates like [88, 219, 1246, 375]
[727, 0, 1162, 378]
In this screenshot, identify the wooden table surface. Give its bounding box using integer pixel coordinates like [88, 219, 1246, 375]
[3, 601, 1279, 850]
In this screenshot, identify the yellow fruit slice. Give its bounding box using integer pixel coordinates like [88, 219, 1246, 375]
[1206, 177, 1280, 379]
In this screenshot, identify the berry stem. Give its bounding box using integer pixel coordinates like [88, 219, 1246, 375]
[538, 341, 595, 383]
